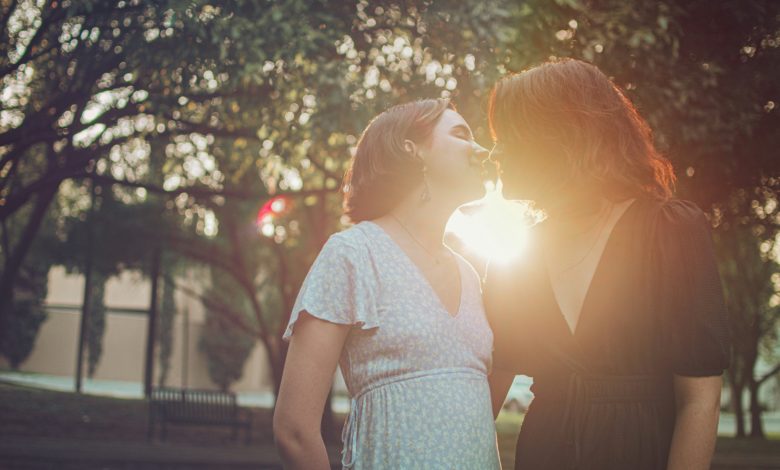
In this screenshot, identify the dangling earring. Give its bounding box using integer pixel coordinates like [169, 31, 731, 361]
[420, 165, 431, 204]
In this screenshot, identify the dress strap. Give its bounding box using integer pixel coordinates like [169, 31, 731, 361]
[341, 397, 363, 468]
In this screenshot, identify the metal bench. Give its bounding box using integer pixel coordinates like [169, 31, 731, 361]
[148, 387, 253, 444]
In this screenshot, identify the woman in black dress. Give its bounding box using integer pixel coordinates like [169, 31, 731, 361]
[484, 58, 731, 470]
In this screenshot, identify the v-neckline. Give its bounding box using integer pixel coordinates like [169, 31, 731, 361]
[539, 198, 639, 337]
[363, 220, 464, 319]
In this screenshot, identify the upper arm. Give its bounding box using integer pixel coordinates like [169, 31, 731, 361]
[673, 374, 722, 411]
[275, 230, 379, 435]
[274, 311, 351, 433]
[655, 200, 731, 377]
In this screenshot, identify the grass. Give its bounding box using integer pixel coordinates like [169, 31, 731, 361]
[493, 408, 780, 469]
[1, 381, 779, 469]
[0, 381, 275, 446]
[496, 410, 524, 469]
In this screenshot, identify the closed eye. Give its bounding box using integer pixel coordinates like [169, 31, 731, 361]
[451, 125, 474, 142]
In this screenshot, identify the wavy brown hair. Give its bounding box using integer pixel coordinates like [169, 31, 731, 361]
[488, 58, 675, 201]
[342, 98, 454, 223]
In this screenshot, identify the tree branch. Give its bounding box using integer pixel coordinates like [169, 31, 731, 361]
[161, 273, 261, 337]
[757, 363, 780, 386]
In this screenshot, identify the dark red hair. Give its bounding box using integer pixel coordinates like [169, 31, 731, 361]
[488, 58, 675, 200]
[342, 98, 454, 223]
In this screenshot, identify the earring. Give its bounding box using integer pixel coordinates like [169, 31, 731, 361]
[420, 166, 431, 203]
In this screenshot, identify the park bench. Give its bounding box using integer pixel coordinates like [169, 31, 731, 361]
[147, 387, 253, 444]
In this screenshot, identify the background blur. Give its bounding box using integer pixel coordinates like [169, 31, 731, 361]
[1, 0, 778, 468]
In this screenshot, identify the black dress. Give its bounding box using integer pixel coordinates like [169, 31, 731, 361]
[483, 197, 731, 470]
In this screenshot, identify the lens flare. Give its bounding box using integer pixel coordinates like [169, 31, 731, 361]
[446, 180, 544, 264]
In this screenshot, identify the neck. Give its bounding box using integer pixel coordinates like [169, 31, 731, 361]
[389, 194, 457, 251]
[542, 190, 611, 234]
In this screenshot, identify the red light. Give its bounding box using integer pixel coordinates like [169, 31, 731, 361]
[256, 195, 291, 224]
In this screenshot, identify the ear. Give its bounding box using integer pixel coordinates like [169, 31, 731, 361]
[403, 139, 417, 155]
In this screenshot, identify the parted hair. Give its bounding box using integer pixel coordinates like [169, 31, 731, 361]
[488, 58, 675, 200]
[342, 98, 455, 223]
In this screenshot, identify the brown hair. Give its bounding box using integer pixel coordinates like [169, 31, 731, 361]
[488, 58, 675, 200]
[342, 98, 454, 223]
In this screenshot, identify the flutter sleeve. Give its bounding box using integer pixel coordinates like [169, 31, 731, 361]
[653, 199, 731, 376]
[282, 232, 379, 342]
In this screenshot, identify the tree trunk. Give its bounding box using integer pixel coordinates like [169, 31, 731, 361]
[748, 379, 765, 439]
[143, 247, 162, 398]
[728, 367, 746, 438]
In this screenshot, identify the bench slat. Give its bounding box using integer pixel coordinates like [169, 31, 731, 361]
[148, 387, 252, 443]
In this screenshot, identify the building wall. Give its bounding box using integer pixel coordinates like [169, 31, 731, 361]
[13, 266, 279, 393]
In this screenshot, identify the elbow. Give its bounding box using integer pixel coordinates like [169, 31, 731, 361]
[273, 408, 323, 462]
[273, 409, 303, 458]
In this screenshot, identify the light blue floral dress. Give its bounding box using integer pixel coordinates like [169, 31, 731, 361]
[282, 220, 501, 470]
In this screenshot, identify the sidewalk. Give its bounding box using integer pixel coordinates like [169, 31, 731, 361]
[0, 435, 342, 469]
[1, 434, 777, 469]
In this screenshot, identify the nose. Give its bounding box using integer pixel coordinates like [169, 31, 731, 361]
[470, 141, 490, 161]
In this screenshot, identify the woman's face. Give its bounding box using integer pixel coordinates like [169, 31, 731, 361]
[491, 135, 567, 203]
[416, 109, 488, 204]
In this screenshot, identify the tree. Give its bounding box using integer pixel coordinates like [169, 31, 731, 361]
[2, 299, 47, 369]
[0, 0, 363, 325]
[85, 271, 108, 377]
[715, 195, 780, 438]
[156, 273, 176, 386]
[198, 263, 257, 392]
[2, 0, 778, 437]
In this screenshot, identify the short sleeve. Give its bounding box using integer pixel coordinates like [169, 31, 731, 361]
[282, 232, 378, 342]
[653, 199, 732, 377]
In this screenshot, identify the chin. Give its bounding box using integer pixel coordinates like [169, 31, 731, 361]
[500, 173, 550, 203]
[450, 180, 485, 207]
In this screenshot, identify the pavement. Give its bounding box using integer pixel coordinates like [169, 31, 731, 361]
[0, 435, 342, 469]
[0, 435, 778, 469]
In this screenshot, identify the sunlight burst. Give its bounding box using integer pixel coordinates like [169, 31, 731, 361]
[446, 180, 544, 264]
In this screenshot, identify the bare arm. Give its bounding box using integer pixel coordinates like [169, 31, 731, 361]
[666, 374, 722, 470]
[488, 368, 516, 419]
[273, 312, 351, 470]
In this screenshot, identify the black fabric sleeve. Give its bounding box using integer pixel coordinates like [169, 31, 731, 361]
[654, 199, 731, 377]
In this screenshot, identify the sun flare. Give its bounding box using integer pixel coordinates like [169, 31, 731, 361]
[446, 180, 544, 264]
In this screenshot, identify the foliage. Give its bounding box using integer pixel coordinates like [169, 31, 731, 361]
[156, 272, 176, 386]
[85, 270, 108, 377]
[2, 296, 47, 369]
[714, 221, 780, 437]
[197, 265, 256, 391]
[0, 1, 778, 431]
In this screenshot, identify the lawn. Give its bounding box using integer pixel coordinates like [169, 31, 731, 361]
[1, 382, 778, 469]
[493, 409, 780, 469]
[0, 382, 275, 446]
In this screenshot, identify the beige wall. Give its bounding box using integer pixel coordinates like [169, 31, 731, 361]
[13, 266, 277, 393]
